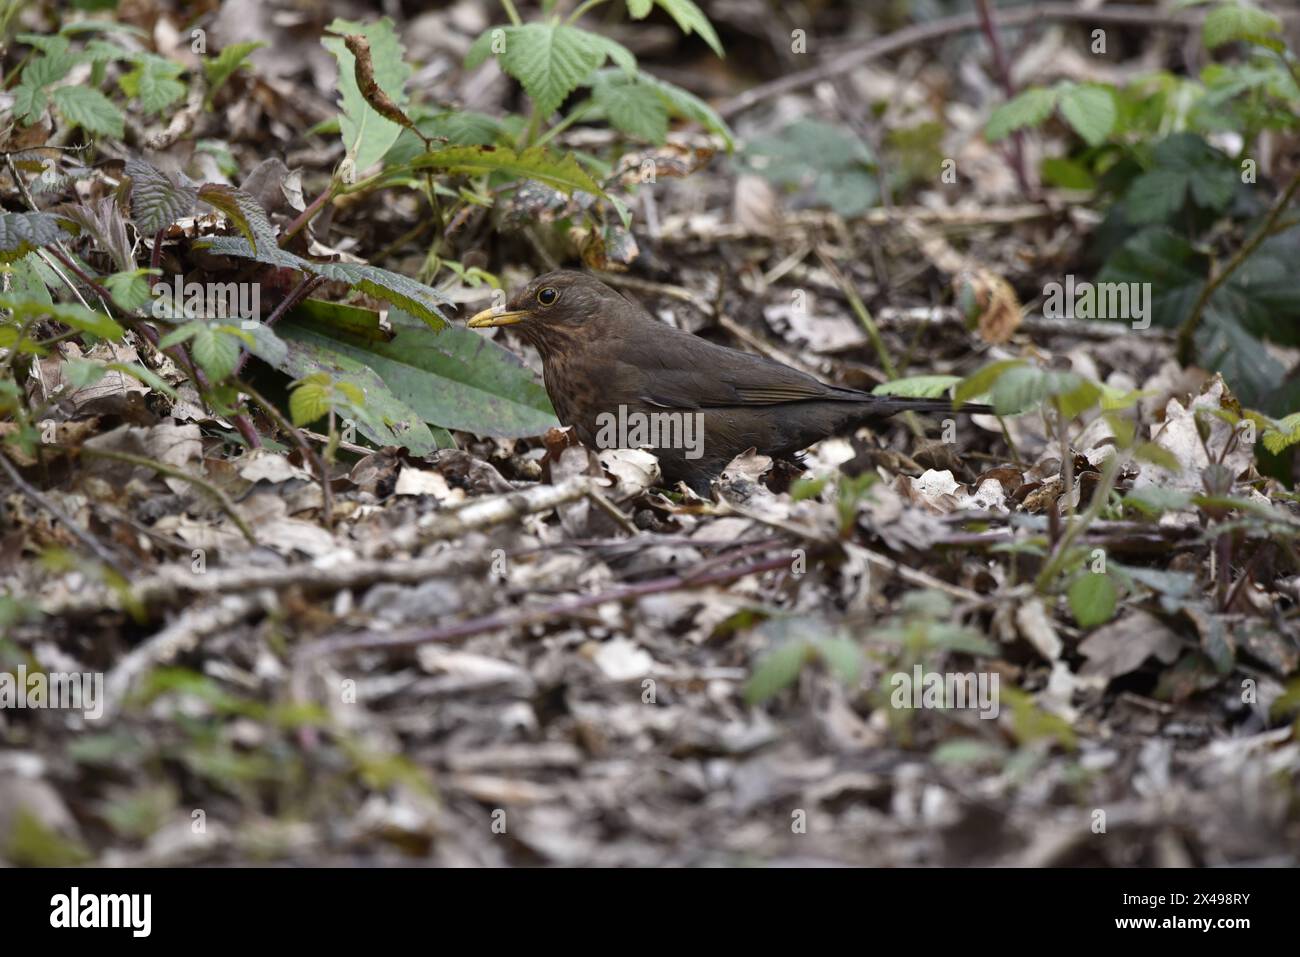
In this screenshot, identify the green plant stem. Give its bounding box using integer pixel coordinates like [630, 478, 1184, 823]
[280, 182, 341, 247]
[500, 0, 523, 26]
[816, 247, 929, 439]
[1176, 167, 1300, 366]
[75, 446, 257, 544]
[238, 379, 334, 529]
[815, 248, 895, 379]
[1058, 407, 1074, 517]
[1034, 452, 1122, 592]
[567, 0, 610, 25]
[2, 317, 37, 377]
[520, 103, 545, 149]
[533, 101, 595, 148]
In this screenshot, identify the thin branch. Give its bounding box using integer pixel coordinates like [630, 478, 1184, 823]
[231, 273, 325, 378]
[975, 0, 1034, 196]
[719, 3, 1209, 118]
[238, 379, 334, 527]
[1176, 168, 1300, 365]
[296, 549, 803, 662]
[0, 451, 128, 575]
[74, 445, 257, 544]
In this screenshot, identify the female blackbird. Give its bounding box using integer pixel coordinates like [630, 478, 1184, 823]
[468, 271, 990, 492]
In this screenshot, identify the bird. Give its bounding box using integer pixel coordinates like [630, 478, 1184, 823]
[467, 271, 991, 493]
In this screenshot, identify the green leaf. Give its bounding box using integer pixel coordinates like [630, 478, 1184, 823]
[497, 23, 606, 118]
[289, 379, 333, 426]
[8, 254, 54, 307]
[955, 358, 1024, 407]
[1040, 156, 1096, 190]
[744, 641, 809, 705]
[125, 158, 198, 234]
[157, 321, 202, 350]
[13, 82, 49, 124]
[107, 361, 177, 400]
[1068, 572, 1117, 628]
[1215, 224, 1300, 348]
[1098, 226, 1205, 329]
[197, 183, 277, 252]
[51, 86, 125, 138]
[274, 306, 439, 454]
[627, 0, 654, 17]
[411, 144, 605, 197]
[322, 17, 412, 176]
[1194, 311, 1284, 408]
[1203, 1, 1281, 49]
[629, 69, 733, 149]
[194, 236, 451, 328]
[119, 54, 185, 114]
[62, 358, 109, 389]
[588, 33, 638, 77]
[190, 325, 242, 381]
[1134, 441, 1183, 472]
[1124, 486, 1192, 516]
[204, 41, 265, 105]
[0, 294, 123, 340]
[815, 637, 863, 685]
[0, 212, 72, 263]
[872, 375, 961, 399]
[1262, 412, 1300, 454]
[103, 269, 155, 312]
[740, 118, 873, 211]
[987, 366, 1099, 417]
[278, 302, 557, 439]
[592, 74, 667, 142]
[1123, 134, 1237, 224]
[986, 86, 1058, 141]
[1057, 83, 1116, 146]
[651, 0, 724, 58]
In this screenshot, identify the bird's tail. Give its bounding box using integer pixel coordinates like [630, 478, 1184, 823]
[865, 397, 995, 417]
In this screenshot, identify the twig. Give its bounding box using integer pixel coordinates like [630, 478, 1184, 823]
[975, 0, 1034, 196]
[659, 204, 1063, 245]
[718, 3, 1209, 118]
[101, 592, 268, 721]
[281, 183, 337, 247]
[385, 474, 594, 553]
[296, 550, 802, 662]
[1033, 453, 1122, 591]
[586, 487, 639, 534]
[38, 551, 483, 618]
[0, 451, 127, 575]
[877, 305, 1175, 340]
[74, 445, 257, 544]
[816, 246, 896, 379]
[238, 379, 334, 528]
[1176, 168, 1300, 365]
[231, 273, 325, 378]
[713, 495, 983, 603]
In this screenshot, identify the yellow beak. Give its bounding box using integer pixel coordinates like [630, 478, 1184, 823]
[467, 307, 530, 328]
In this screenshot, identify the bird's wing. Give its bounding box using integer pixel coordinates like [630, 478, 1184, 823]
[624, 331, 863, 409]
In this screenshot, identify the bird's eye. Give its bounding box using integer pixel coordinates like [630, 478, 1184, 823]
[536, 286, 559, 307]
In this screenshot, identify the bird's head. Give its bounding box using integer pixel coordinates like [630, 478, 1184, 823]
[467, 271, 623, 355]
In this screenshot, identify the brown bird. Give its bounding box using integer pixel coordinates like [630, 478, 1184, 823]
[468, 271, 990, 492]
